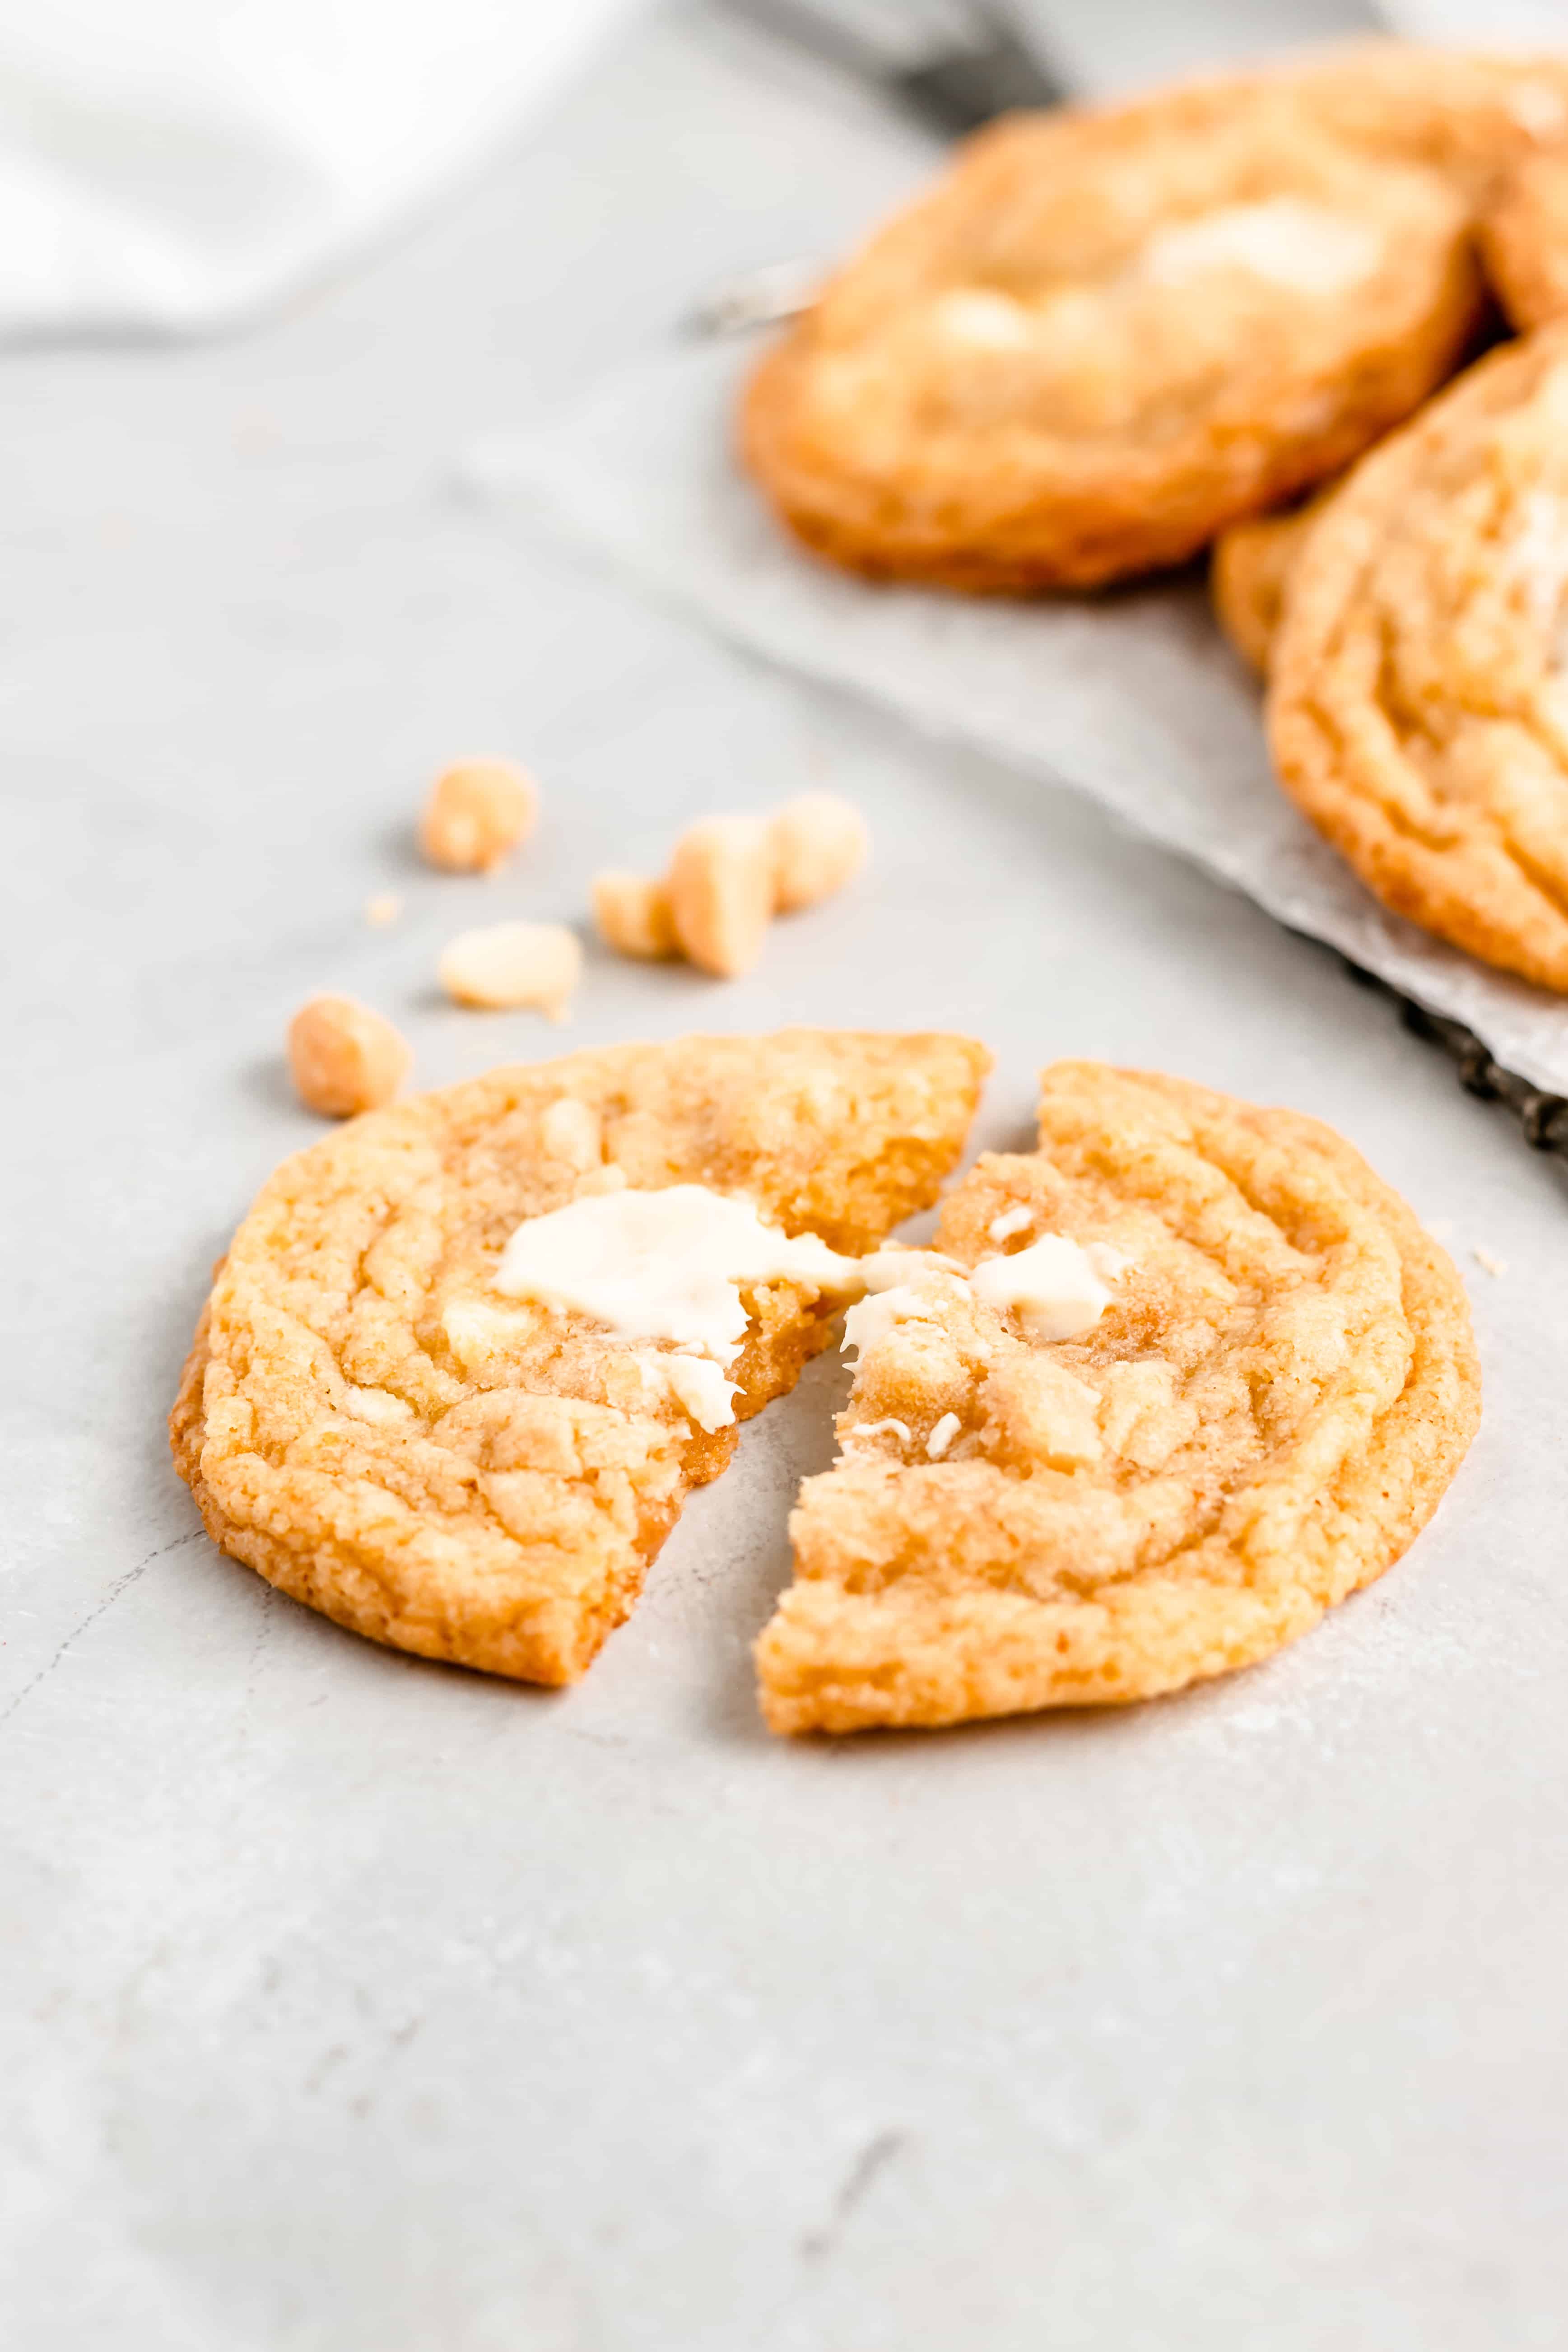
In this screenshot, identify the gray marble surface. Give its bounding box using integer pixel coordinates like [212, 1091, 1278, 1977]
[4, 11, 1567, 2348]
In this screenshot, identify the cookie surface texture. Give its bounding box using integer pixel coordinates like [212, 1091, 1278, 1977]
[755, 1062, 1479, 1734]
[1481, 150, 1568, 331]
[171, 1030, 988, 1684]
[1268, 318, 1568, 989]
[742, 45, 1568, 591]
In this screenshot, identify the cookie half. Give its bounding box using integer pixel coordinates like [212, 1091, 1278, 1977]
[171, 1030, 988, 1684]
[755, 1062, 1479, 1733]
[1269, 318, 1568, 989]
[742, 45, 1568, 591]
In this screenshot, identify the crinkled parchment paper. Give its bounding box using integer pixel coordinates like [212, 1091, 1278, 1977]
[466, 342, 1568, 1096]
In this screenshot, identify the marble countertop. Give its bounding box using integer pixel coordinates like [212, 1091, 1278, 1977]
[4, 12, 1566, 2348]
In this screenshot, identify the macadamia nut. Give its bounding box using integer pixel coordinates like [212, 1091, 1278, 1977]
[437, 920, 582, 1017]
[667, 815, 774, 978]
[591, 794, 868, 979]
[288, 995, 411, 1117]
[768, 791, 869, 914]
[418, 760, 538, 873]
[591, 871, 679, 960]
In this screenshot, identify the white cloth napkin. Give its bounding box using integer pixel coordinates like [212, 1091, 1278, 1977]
[467, 341, 1568, 1097]
[0, 0, 636, 339]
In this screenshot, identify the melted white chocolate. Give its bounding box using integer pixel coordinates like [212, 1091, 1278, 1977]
[494, 1184, 859, 1365]
[489, 1190, 1124, 1438]
[969, 1234, 1112, 1342]
[660, 1354, 740, 1433]
[1139, 200, 1384, 298]
[490, 1183, 881, 1431]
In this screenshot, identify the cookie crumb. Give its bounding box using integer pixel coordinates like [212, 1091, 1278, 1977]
[364, 893, 402, 928]
[437, 921, 581, 1017]
[1471, 1246, 1508, 1277]
[288, 995, 410, 1117]
[419, 759, 538, 874]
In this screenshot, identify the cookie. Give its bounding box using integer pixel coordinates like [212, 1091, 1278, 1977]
[742, 45, 1568, 592]
[171, 1029, 988, 1684]
[1268, 319, 1568, 989]
[1210, 487, 1333, 673]
[755, 1062, 1479, 1734]
[1481, 149, 1568, 331]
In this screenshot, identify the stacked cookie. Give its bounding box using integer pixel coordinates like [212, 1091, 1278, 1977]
[740, 40, 1568, 992]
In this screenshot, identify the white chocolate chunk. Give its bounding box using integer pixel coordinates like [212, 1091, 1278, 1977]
[987, 1205, 1034, 1243]
[931, 288, 1034, 349]
[843, 1417, 914, 1452]
[926, 1411, 961, 1461]
[495, 1184, 860, 1366]
[856, 1244, 963, 1289]
[1139, 200, 1384, 297]
[969, 1234, 1112, 1342]
[841, 1283, 946, 1365]
[441, 1298, 538, 1374]
[660, 1354, 740, 1431]
[540, 1095, 602, 1170]
[342, 1384, 416, 1427]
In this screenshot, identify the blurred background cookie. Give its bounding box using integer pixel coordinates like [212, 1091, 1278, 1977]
[742, 44, 1568, 592]
[1482, 148, 1568, 331]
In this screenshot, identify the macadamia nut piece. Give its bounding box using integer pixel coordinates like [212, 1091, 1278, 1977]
[419, 760, 539, 873]
[437, 921, 582, 1018]
[288, 995, 411, 1117]
[591, 872, 679, 960]
[768, 791, 868, 914]
[667, 815, 773, 978]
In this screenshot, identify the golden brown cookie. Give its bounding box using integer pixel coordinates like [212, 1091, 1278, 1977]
[1481, 148, 1568, 330]
[1210, 487, 1334, 672]
[755, 1062, 1479, 1734]
[1268, 319, 1568, 989]
[171, 1030, 987, 1685]
[742, 44, 1568, 592]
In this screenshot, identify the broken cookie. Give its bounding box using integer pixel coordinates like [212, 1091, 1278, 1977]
[756, 1061, 1480, 1733]
[170, 1029, 987, 1684]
